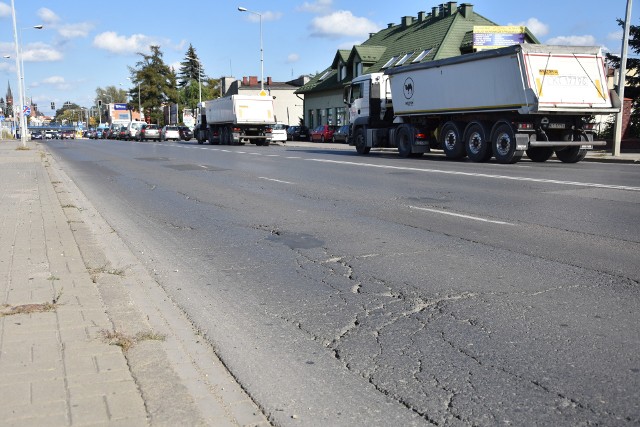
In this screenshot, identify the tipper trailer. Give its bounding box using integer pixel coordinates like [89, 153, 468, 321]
[194, 94, 276, 146]
[345, 44, 620, 163]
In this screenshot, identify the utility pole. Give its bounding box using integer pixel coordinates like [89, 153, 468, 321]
[613, 0, 633, 156]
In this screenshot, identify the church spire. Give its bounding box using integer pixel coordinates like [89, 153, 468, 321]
[6, 81, 13, 106]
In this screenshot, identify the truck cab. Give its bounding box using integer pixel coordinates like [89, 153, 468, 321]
[343, 73, 391, 129]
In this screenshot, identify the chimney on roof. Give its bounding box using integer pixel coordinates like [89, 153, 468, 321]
[432, 7, 439, 18]
[387, 23, 394, 28]
[402, 16, 414, 27]
[445, 2, 457, 16]
[267, 76, 272, 85]
[418, 11, 428, 22]
[242, 76, 248, 86]
[459, 3, 473, 18]
[369, 32, 375, 38]
[249, 76, 258, 86]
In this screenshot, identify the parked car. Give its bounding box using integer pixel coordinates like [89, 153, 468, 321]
[160, 125, 180, 141]
[178, 126, 193, 141]
[310, 125, 337, 143]
[332, 125, 350, 143]
[117, 127, 128, 140]
[287, 125, 310, 141]
[139, 124, 160, 141]
[126, 121, 146, 140]
[61, 130, 75, 139]
[267, 122, 288, 143]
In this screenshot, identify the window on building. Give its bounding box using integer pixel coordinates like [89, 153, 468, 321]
[412, 49, 432, 63]
[395, 52, 414, 66]
[381, 56, 399, 69]
[318, 70, 332, 81]
[339, 64, 347, 81]
[354, 61, 363, 77]
[336, 107, 346, 125]
[327, 108, 334, 126]
[309, 109, 316, 128]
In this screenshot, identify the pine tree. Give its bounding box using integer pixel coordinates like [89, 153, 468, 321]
[178, 44, 205, 88]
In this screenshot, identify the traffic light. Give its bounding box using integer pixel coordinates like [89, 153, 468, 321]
[51, 102, 55, 110]
[98, 100, 102, 108]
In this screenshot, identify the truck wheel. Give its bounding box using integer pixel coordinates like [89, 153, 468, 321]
[555, 146, 587, 163]
[526, 147, 554, 162]
[354, 128, 370, 155]
[555, 134, 587, 163]
[397, 126, 413, 158]
[440, 121, 465, 159]
[465, 122, 492, 162]
[492, 123, 523, 164]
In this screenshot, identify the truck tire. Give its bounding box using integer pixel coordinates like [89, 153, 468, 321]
[555, 146, 587, 163]
[492, 122, 523, 164]
[397, 125, 413, 158]
[526, 147, 554, 162]
[354, 128, 370, 155]
[555, 134, 587, 163]
[440, 121, 465, 159]
[465, 122, 492, 162]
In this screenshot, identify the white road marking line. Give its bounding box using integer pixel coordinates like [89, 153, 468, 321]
[305, 158, 640, 192]
[258, 177, 294, 184]
[409, 205, 514, 225]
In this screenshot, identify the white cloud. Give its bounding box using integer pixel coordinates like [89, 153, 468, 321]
[546, 35, 597, 46]
[0, 2, 11, 17]
[297, 0, 332, 13]
[509, 17, 549, 38]
[23, 42, 63, 61]
[39, 75, 70, 90]
[59, 22, 94, 39]
[608, 30, 623, 41]
[286, 53, 300, 63]
[93, 31, 155, 54]
[37, 7, 60, 24]
[310, 11, 379, 38]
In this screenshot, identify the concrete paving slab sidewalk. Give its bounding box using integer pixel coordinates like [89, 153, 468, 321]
[0, 139, 270, 427]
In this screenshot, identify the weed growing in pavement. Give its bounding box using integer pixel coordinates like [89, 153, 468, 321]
[88, 264, 126, 283]
[61, 204, 76, 209]
[15, 146, 30, 151]
[51, 180, 61, 184]
[100, 329, 166, 352]
[0, 290, 63, 317]
[48, 275, 60, 281]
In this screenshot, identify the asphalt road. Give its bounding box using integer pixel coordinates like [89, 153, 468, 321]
[45, 138, 639, 426]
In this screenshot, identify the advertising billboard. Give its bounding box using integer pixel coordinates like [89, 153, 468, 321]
[473, 26, 526, 51]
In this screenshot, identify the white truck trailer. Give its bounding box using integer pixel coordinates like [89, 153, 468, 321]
[194, 94, 275, 146]
[345, 44, 620, 163]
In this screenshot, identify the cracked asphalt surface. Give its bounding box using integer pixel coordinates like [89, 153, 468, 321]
[44, 139, 639, 426]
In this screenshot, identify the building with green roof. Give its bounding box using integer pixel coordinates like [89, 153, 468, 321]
[296, 2, 539, 130]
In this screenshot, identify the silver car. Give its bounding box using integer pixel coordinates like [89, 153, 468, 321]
[139, 124, 160, 141]
[161, 125, 180, 141]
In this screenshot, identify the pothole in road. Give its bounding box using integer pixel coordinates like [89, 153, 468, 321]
[267, 231, 324, 249]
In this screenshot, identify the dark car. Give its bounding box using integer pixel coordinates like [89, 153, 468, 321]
[31, 131, 43, 140]
[332, 125, 350, 143]
[117, 127, 128, 140]
[287, 125, 310, 141]
[310, 125, 337, 143]
[61, 130, 75, 139]
[178, 126, 193, 141]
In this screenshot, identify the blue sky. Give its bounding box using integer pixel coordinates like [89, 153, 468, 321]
[0, 0, 634, 112]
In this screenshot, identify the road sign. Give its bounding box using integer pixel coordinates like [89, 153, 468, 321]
[0, 115, 4, 121]
[23, 106, 31, 116]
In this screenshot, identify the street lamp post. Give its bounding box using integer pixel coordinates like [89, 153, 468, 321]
[15, 23, 44, 145]
[238, 6, 264, 93]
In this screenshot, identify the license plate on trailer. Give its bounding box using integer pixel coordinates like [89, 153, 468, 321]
[548, 123, 566, 129]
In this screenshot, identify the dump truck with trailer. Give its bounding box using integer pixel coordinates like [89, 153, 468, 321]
[345, 44, 620, 163]
[194, 94, 275, 146]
